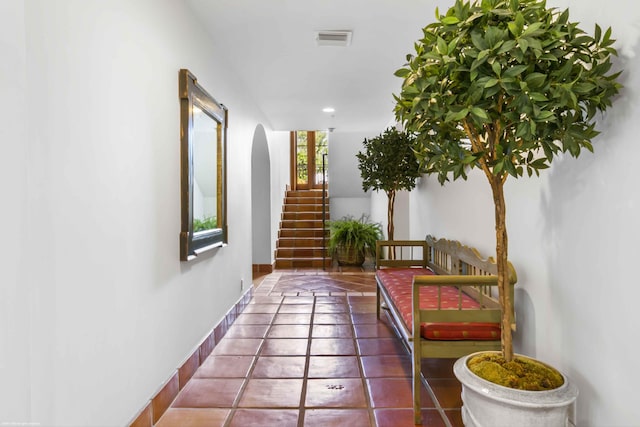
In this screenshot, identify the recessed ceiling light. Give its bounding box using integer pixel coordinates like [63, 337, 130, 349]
[322, 107, 335, 113]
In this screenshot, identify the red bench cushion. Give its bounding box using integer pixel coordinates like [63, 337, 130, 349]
[376, 268, 500, 341]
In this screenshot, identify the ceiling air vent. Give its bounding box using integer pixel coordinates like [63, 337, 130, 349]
[316, 30, 353, 47]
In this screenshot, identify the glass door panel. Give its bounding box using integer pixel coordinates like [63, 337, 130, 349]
[296, 131, 309, 187]
[293, 130, 328, 190]
[314, 131, 328, 188]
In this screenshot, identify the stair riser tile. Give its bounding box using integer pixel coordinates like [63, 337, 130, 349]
[275, 259, 332, 269]
[279, 230, 328, 238]
[284, 204, 326, 213]
[285, 197, 326, 205]
[286, 190, 327, 198]
[280, 220, 325, 229]
[282, 212, 328, 221]
[277, 238, 325, 248]
[276, 248, 328, 258]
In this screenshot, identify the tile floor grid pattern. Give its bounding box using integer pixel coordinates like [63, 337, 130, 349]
[155, 272, 463, 427]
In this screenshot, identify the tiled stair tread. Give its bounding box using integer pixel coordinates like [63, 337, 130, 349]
[280, 221, 325, 229]
[285, 198, 328, 205]
[284, 204, 326, 212]
[277, 238, 325, 248]
[285, 189, 327, 196]
[275, 258, 333, 269]
[278, 227, 328, 233]
[279, 230, 328, 238]
[276, 245, 328, 251]
[281, 212, 328, 220]
[276, 189, 330, 269]
[276, 248, 328, 257]
[282, 209, 328, 214]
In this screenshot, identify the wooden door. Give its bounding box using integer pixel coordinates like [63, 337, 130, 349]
[290, 130, 328, 190]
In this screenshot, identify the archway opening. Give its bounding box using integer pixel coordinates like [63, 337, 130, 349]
[251, 125, 272, 275]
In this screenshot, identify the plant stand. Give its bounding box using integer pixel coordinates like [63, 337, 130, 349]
[453, 352, 578, 427]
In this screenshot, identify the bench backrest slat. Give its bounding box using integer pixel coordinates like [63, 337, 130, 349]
[377, 236, 517, 327]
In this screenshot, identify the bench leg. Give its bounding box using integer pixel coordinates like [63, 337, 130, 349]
[413, 341, 422, 425]
[376, 284, 381, 319]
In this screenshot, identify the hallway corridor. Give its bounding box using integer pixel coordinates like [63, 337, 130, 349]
[154, 271, 464, 427]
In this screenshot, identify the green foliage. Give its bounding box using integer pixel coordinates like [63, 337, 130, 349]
[326, 215, 383, 257]
[394, 0, 622, 184]
[394, 0, 622, 364]
[356, 127, 421, 193]
[193, 216, 217, 232]
[296, 131, 308, 184]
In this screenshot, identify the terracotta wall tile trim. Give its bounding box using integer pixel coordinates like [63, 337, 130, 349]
[128, 286, 254, 426]
[252, 263, 274, 274]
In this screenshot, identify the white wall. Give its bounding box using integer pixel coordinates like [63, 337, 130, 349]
[4, 0, 637, 425]
[408, 1, 640, 424]
[328, 131, 372, 219]
[371, 189, 411, 240]
[1, 0, 271, 425]
[266, 130, 290, 263]
[0, 0, 30, 422]
[251, 125, 271, 265]
[332, 129, 412, 239]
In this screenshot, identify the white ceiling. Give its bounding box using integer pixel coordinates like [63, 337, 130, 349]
[185, 0, 450, 134]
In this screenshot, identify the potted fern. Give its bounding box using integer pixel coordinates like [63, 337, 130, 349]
[326, 215, 382, 266]
[394, 0, 621, 424]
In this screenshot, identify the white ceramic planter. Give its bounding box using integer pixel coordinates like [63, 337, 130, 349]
[453, 352, 578, 427]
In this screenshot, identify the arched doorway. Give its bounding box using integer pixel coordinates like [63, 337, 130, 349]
[251, 124, 272, 274]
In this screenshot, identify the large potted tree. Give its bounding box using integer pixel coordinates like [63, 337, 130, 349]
[356, 127, 421, 242]
[394, 0, 621, 424]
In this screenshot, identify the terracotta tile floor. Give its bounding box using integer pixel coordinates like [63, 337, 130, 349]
[155, 270, 463, 427]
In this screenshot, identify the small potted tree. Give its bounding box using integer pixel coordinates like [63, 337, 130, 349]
[326, 215, 383, 266]
[356, 127, 421, 242]
[394, 0, 621, 424]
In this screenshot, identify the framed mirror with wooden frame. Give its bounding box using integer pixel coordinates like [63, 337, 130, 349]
[179, 69, 228, 261]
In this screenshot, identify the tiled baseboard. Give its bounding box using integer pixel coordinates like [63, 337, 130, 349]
[252, 263, 274, 274]
[128, 287, 254, 426]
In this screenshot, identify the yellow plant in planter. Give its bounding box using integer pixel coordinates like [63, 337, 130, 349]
[394, 0, 621, 422]
[468, 352, 563, 390]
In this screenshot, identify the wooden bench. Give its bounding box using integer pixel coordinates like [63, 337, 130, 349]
[375, 236, 517, 424]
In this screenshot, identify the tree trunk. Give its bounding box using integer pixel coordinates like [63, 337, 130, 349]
[387, 190, 396, 260]
[489, 177, 514, 362]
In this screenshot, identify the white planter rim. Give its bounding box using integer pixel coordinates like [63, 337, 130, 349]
[454, 351, 579, 408]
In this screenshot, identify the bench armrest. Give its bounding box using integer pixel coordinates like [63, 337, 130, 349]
[412, 274, 515, 332]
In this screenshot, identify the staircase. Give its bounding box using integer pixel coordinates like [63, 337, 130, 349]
[275, 189, 332, 269]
